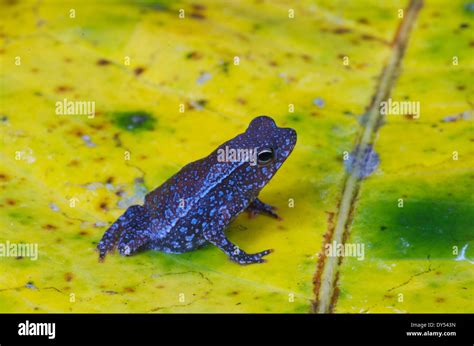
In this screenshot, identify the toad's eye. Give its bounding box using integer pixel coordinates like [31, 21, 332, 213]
[257, 148, 274, 165]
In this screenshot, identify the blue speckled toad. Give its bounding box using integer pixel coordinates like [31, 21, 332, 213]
[97, 116, 297, 264]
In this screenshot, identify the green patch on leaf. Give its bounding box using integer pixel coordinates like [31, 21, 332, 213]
[110, 111, 157, 132]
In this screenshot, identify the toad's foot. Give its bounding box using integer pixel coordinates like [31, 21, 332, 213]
[246, 198, 280, 220]
[229, 248, 274, 264]
[97, 205, 151, 261]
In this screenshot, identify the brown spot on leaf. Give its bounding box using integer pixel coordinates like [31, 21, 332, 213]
[134, 67, 146, 76]
[360, 34, 377, 41]
[190, 12, 206, 20]
[435, 297, 445, 303]
[191, 4, 206, 11]
[187, 99, 208, 110]
[186, 51, 203, 60]
[67, 159, 80, 167]
[301, 54, 312, 62]
[333, 27, 351, 34]
[42, 224, 57, 231]
[99, 201, 108, 211]
[64, 272, 74, 282]
[355, 63, 368, 69]
[0, 173, 9, 181]
[6, 198, 16, 206]
[55, 85, 74, 93]
[97, 58, 111, 66]
[89, 122, 106, 130]
[69, 127, 85, 137]
[123, 287, 135, 293]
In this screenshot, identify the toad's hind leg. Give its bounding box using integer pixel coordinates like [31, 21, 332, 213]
[116, 215, 154, 257]
[97, 205, 146, 261]
[203, 225, 273, 265]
